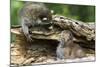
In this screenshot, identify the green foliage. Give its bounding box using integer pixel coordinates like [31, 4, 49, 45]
[11, 0, 24, 25]
[11, 0, 95, 25]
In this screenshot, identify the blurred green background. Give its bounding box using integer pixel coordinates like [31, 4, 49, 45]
[11, 0, 95, 25]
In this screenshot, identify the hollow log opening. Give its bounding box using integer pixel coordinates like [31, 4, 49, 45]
[25, 39, 59, 59]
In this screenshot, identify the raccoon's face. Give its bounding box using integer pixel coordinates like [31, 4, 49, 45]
[36, 9, 52, 26]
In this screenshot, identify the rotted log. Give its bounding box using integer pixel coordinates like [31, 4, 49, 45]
[11, 28, 29, 57]
[11, 15, 95, 65]
[53, 15, 95, 40]
[11, 15, 95, 54]
[52, 15, 95, 49]
[11, 28, 58, 65]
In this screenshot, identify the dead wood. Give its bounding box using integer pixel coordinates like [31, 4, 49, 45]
[11, 15, 95, 65]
